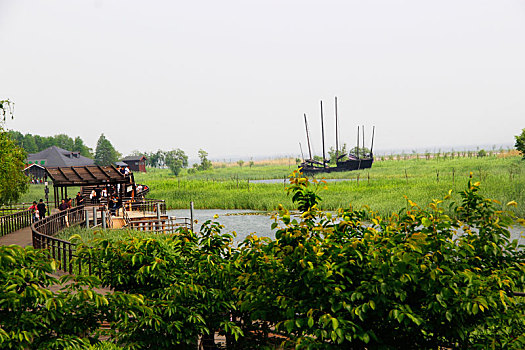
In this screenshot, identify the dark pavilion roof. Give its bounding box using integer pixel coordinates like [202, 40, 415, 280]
[27, 146, 95, 167]
[45, 165, 129, 186]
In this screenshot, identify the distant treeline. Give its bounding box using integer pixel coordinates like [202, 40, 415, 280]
[8, 131, 94, 158]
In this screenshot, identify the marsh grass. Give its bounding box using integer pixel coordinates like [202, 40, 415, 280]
[17, 183, 80, 207]
[56, 225, 160, 244]
[135, 155, 525, 217]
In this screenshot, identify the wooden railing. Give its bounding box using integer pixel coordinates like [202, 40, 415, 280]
[129, 217, 191, 234]
[32, 206, 87, 274]
[31, 204, 191, 274]
[1, 208, 32, 237]
[123, 198, 166, 215]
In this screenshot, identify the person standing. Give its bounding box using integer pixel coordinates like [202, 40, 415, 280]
[95, 186, 102, 204]
[29, 201, 38, 222]
[76, 192, 84, 206]
[90, 189, 97, 204]
[37, 199, 46, 220]
[59, 199, 68, 211]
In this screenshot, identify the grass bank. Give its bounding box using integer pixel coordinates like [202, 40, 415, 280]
[135, 155, 525, 217]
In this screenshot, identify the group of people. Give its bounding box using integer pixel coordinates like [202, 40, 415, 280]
[29, 199, 47, 222]
[116, 165, 131, 176]
[89, 185, 120, 204]
[29, 177, 45, 184]
[57, 191, 86, 211]
[58, 198, 73, 211]
[107, 195, 123, 216]
[86, 186, 123, 216]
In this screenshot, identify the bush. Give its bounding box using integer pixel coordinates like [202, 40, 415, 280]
[4, 170, 525, 349]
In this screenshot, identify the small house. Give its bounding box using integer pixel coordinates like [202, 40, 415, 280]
[121, 155, 147, 173]
[23, 163, 46, 181]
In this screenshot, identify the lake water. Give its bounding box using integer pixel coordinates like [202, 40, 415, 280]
[167, 209, 525, 245]
[167, 209, 276, 242]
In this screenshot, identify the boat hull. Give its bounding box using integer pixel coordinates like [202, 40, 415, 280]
[299, 157, 374, 174]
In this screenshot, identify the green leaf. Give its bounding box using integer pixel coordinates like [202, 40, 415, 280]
[446, 310, 452, 322]
[331, 317, 339, 330]
[421, 217, 432, 227]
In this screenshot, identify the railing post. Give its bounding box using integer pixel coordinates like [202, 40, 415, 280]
[190, 201, 194, 233]
[92, 207, 97, 227]
[102, 210, 106, 229]
[156, 203, 161, 222]
[85, 208, 89, 228]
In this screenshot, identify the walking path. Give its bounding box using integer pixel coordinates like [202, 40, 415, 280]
[0, 226, 33, 247]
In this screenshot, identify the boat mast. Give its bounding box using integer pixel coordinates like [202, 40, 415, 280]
[370, 126, 375, 156]
[357, 126, 360, 159]
[303, 114, 313, 160]
[320, 100, 326, 165]
[335, 96, 339, 160]
[362, 125, 365, 156]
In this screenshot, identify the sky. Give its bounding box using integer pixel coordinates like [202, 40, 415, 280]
[1, 0, 525, 160]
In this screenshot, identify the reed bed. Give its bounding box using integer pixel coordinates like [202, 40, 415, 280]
[56, 226, 160, 244]
[135, 155, 525, 217]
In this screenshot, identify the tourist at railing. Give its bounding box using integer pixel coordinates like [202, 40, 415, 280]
[76, 192, 84, 206]
[90, 189, 97, 204]
[29, 201, 39, 222]
[37, 199, 46, 220]
[58, 199, 68, 211]
[95, 186, 101, 203]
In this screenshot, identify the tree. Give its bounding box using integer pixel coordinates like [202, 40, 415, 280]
[73, 136, 93, 158]
[349, 145, 371, 157]
[0, 100, 28, 205]
[0, 99, 14, 122]
[146, 150, 165, 168]
[328, 143, 349, 164]
[0, 127, 28, 204]
[515, 128, 525, 159]
[54, 134, 75, 151]
[94, 133, 120, 166]
[165, 149, 188, 176]
[197, 149, 212, 171]
[237, 160, 244, 168]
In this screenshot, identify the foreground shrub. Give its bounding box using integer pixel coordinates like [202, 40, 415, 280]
[0, 245, 145, 349]
[232, 171, 525, 349]
[5, 170, 523, 349]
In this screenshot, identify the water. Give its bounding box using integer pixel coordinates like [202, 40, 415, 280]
[167, 208, 525, 246]
[167, 209, 276, 241]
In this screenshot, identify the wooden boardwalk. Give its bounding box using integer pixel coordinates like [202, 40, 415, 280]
[0, 226, 33, 247]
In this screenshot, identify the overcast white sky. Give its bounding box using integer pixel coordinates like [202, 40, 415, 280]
[1, 0, 524, 160]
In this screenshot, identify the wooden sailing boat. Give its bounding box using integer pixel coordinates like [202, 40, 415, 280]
[299, 97, 375, 174]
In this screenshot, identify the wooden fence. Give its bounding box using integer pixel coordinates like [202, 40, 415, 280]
[32, 206, 87, 274]
[31, 203, 189, 274]
[129, 217, 191, 234]
[0, 208, 32, 237]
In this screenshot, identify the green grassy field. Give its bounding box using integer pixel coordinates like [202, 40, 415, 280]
[13, 155, 524, 218]
[56, 225, 159, 243]
[133, 154, 525, 217]
[17, 184, 80, 209]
